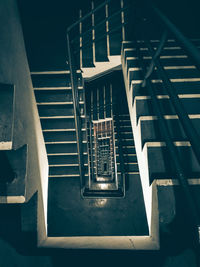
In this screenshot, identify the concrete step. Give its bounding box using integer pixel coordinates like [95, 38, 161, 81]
[128, 67, 200, 87]
[116, 154, 137, 163]
[138, 116, 200, 148]
[134, 94, 200, 122]
[125, 57, 193, 75]
[48, 153, 88, 165]
[114, 125, 132, 133]
[122, 39, 200, 51]
[49, 165, 86, 176]
[123, 46, 190, 59]
[116, 139, 135, 147]
[46, 142, 87, 154]
[116, 145, 136, 154]
[117, 162, 139, 172]
[145, 142, 200, 183]
[41, 118, 76, 130]
[35, 89, 82, 103]
[43, 130, 87, 142]
[48, 174, 81, 178]
[37, 103, 84, 117]
[31, 71, 83, 88]
[116, 132, 133, 139]
[131, 80, 200, 99]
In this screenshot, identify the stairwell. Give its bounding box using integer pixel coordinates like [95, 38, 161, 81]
[21, 0, 200, 255]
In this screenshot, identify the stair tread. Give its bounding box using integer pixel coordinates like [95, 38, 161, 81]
[43, 128, 86, 132]
[45, 141, 87, 144]
[37, 101, 85, 105]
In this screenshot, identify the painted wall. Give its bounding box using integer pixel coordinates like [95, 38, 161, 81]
[0, 0, 48, 206]
[0, 0, 49, 255]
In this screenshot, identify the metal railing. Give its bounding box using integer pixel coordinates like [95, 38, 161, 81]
[66, 0, 129, 190]
[66, 34, 85, 188]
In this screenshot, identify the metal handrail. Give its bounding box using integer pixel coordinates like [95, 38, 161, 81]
[136, 35, 200, 247]
[141, 30, 168, 88]
[133, 4, 200, 248]
[67, 33, 85, 187]
[151, 3, 200, 71]
[147, 40, 200, 167]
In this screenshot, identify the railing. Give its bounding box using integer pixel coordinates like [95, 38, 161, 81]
[66, 0, 129, 191]
[67, 0, 130, 69]
[66, 34, 85, 188]
[132, 0, 200, 249]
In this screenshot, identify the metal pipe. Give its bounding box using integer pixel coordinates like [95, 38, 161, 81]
[151, 4, 200, 71]
[67, 32, 85, 187]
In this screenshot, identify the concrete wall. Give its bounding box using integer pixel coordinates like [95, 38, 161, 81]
[0, 0, 48, 202]
[0, 0, 49, 249]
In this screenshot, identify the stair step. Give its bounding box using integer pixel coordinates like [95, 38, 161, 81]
[38, 105, 74, 116]
[116, 146, 136, 154]
[34, 86, 83, 91]
[83, 188, 124, 198]
[116, 139, 135, 146]
[49, 174, 80, 178]
[114, 125, 132, 132]
[41, 118, 76, 130]
[132, 80, 200, 98]
[47, 152, 88, 156]
[31, 72, 83, 87]
[139, 116, 200, 148]
[49, 165, 82, 175]
[128, 67, 200, 87]
[43, 128, 86, 132]
[35, 90, 84, 103]
[134, 94, 200, 121]
[37, 101, 84, 105]
[46, 143, 87, 154]
[145, 142, 200, 183]
[43, 131, 86, 142]
[48, 154, 88, 165]
[117, 162, 139, 172]
[125, 56, 192, 72]
[116, 154, 137, 163]
[45, 141, 86, 144]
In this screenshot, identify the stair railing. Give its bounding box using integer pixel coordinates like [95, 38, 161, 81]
[67, 0, 130, 69]
[66, 33, 85, 187]
[132, 0, 200, 248]
[66, 0, 130, 192]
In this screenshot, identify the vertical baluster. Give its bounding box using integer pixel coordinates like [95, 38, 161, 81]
[121, 0, 125, 41]
[79, 10, 83, 68]
[105, 3, 110, 56]
[91, 1, 96, 62]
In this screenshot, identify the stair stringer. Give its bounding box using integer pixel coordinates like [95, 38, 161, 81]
[121, 41, 160, 243]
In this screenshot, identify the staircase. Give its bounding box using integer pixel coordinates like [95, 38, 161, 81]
[32, 70, 88, 182]
[29, 0, 200, 254]
[83, 71, 140, 197]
